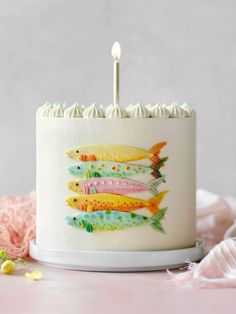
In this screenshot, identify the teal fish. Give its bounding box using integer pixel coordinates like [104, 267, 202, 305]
[65, 208, 167, 233]
[68, 160, 167, 179]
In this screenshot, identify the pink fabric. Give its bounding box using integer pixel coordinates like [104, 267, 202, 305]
[170, 189, 236, 288]
[196, 189, 236, 253]
[0, 193, 36, 258]
[169, 239, 236, 288]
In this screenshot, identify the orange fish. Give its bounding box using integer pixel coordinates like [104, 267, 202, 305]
[66, 190, 168, 214]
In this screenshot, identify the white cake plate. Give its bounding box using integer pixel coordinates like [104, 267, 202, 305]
[30, 240, 204, 272]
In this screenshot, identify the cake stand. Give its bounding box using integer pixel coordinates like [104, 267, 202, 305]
[30, 239, 204, 272]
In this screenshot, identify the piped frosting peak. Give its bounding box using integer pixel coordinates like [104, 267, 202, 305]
[128, 103, 149, 118]
[64, 103, 83, 118]
[49, 104, 64, 118]
[149, 104, 170, 118]
[83, 103, 105, 118]
[167, 102, 187, 118]
[106, 104, 126, 118]
[37, 102, 52, 118]
[181, 103, 196, 117]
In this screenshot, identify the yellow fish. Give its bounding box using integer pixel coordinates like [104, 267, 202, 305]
[66, 190, 168, 214]
[66, 142, 166, 165]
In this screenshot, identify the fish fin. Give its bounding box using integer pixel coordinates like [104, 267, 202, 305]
[89, 187, 97, 194]
[149, 142, 166, 164]
[93, 171, 102, 178]
[148, 191, 168, 214]
[89, 154, 97, 161]
[85, 170, 101, 178]
[148, 177, 166, 195]
[87, 206, 94, 212]
[149, 207, 167, 233]
[84, 170, 90, 179]
[85, 223, 93, 233]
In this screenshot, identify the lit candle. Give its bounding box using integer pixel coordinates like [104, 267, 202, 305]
[111, 42, 121, 106]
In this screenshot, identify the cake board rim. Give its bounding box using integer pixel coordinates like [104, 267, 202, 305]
[29, 239, 204, 272]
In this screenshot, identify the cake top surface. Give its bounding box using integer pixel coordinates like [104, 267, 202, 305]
[37, 102, 196, 119]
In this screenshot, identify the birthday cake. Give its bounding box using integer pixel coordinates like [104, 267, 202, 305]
[36, 102, 196, 252]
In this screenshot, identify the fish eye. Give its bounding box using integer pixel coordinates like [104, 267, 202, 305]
[77, 166, 80, 170]
[73, 217, 76, 221]
[76, 150, 79, 153]
[74, 199, 77, 202]
[76, 183, 79, 186]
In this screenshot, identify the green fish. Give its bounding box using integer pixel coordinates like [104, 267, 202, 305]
[65, 208, 167, 233]
[68, 160, 167, 179]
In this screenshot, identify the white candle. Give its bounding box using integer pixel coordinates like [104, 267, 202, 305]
[111, 42, 121, 106]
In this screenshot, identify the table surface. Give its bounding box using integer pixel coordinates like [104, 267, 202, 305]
[1, 259, 235, 314]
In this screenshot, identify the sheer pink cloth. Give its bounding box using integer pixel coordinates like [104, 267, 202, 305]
[196, 189, 236, 253]
[170, 189, 236, 288]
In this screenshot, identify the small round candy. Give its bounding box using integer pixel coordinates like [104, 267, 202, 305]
[1, 260, 16, 274]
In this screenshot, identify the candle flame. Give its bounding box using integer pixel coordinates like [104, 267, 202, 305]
[111, 42, 121, 61]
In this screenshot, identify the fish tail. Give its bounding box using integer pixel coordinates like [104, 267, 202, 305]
[149, 142, 166, 164]
[149, 207, 167, 233]
[148, 177, 166, 195]
[158, 156, 169, 168]
[151, 169, 162, 179]
[151, 156, 169, 171]
[151, 156, 168, 178]
[147, 190, 168, 214]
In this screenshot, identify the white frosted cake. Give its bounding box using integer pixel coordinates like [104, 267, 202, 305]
[35, 102, 196, 253]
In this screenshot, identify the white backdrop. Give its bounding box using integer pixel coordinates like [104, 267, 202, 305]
[0, 0, 235, 196]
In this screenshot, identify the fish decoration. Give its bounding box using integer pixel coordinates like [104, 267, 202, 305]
[66, 190, 168, 214]
[66, 142, 166, 165]
[65, 141, 169, 233]
[65, 208, 167, 233]
[68, 159, 168, 179]
[67, 177, 165, 196]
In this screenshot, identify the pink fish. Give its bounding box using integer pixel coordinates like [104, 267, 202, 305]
[67, 177, 165, 196]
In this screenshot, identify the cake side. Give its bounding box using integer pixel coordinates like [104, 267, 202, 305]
[36, 116, 196, 251]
